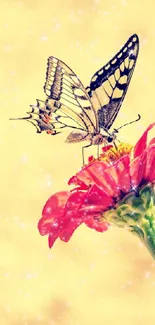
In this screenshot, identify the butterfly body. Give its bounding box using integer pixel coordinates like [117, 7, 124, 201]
[11, 34, 139, 162]
[65, 129, 116, 145]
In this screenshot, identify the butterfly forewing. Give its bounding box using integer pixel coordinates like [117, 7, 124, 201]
[44, 57, 98, 134]
[86, 34, 139, 130]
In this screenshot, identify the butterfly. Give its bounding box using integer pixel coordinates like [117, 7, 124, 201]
[11, 34, 139, 164]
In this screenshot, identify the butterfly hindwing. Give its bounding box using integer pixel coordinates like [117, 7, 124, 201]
[86, 34, 139, 130]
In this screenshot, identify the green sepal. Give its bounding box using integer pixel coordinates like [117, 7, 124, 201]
[103, 183, 155, 259]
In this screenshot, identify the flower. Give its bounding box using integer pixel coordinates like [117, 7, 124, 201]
[38, 124, 155, 257]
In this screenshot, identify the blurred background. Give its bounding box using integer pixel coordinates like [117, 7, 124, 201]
[1, 0, 155, 324]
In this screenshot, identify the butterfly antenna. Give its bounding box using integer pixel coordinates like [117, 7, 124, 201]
[115, 114, 141, 132]
[9, 115, 30, 121]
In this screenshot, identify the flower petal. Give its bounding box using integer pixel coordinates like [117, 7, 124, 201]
[81, 184, 114, 209]
[131, 143, 155, 187]
[144, 145, 155, 182]
[58, 186, 111, 242]
[114, 155, 131, 193]
[149, 138, 155, 146]
[105, 155, 131, 194]
[39, 190, 91, 247]
[130, 152, 147, 189]
[85, 217, 109, 232]
[70, 185, 114, 228]
[59, 214, 83, 242]
[48, 223, 61, 248]
[38, 191, 70, 235]
[68, 175, 89, 190]
[133, 123, 155, 158]
[65, 191, 86, 211]
[75, 161, 117, 196]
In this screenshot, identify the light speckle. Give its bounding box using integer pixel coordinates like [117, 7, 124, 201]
[145, 271, 151, 278]
[20, 222, 26, 229]
[121, 0, 127, 5]
[4, 305, 11, 313]
[53, 22, 61, 32]
[47, 252, 54, 259]
[3, 44, 12, 52]
[36, 314, 43, 321]
[4, 272, 10, 277]
[21, 155, 28, 163]
[46, 207, 52, 213]
[40, 35, 48, 41]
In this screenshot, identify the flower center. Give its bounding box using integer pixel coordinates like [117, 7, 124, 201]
[88, 143, 133, 164]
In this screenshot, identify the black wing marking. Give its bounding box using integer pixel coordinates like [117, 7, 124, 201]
[86, 34, 139, 130]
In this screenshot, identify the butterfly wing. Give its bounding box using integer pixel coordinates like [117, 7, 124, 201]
[19, 100, 66, 135]
[86, 34, 139, 130]
[16, 58, 99, 143]
[43, 57, 98, 135]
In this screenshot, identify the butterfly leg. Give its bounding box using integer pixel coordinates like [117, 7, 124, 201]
[113, 140, 118, 151]
[97, 144, 100, 159]
[82, 142, 92, 166]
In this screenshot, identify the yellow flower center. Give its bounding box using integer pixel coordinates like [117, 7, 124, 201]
[89, 143, 133, 165]
[102, 143, 133, 163]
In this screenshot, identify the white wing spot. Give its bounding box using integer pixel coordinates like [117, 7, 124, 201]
[128, 41, 133, 48]
[111, 58, 117, 64]
[123, 46, 127, 52]
[117, 52, 123, 58]
[104, 64, 110, 70]
[98, 69, 104, 75]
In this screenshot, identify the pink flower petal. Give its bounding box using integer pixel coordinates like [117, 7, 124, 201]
[58, 185, 112, 242]
[48, 210, 83, 248]
[105, 155, 131, 195]
[130, 153, 147, 188]
[144, 146, 155, 182]
[133, 123, 155, 158]
[149, 137, 155, 146]
[48, 223, 61, 248]
[42, 190, 90, 247]
[59, 184, 111, 242]
[81, 184, 114, 209]
[68, 175, 89, 190]
[85, 217, 109, 232]
[59, 214, 84, 242]
[38, 191, 70, 235]
[70, 185, 114, 223]
[113, 155, 131, 193]
[75, 161, 117, 196]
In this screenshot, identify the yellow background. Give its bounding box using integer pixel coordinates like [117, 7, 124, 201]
[1, 0, 155, 324]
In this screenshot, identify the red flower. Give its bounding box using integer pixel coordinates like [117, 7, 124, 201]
[38, 124, 155, 248]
